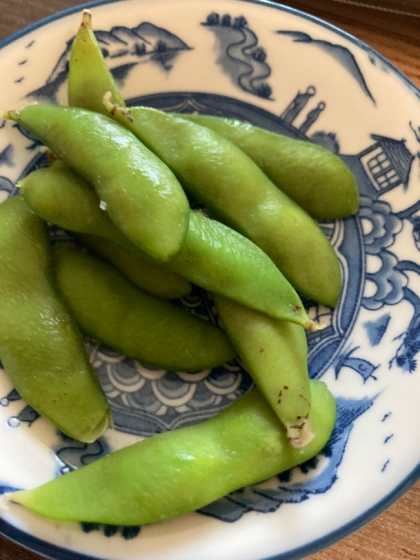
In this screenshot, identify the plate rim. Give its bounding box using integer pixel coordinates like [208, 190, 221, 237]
[1, 0, 420, 101]
[1, 464, 419, 560]
[0, 0, 419, 559]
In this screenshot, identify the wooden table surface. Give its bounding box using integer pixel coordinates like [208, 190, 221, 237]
[0, 0, 419, 559]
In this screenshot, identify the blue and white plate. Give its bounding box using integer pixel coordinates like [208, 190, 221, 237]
[0, 0, 419, 558]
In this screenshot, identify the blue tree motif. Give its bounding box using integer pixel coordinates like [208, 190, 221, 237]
[205, 12, 220, 26]
[251, 47, 267, 62]
[134, 43, 146, 56]
[232, 16, 248, 29]
[255, 82, 272, 99]
[221, 14, 232, 27]
[310, 131, 340, 153]
[156, 40, 168, 53]
[363, 250, 408, 310]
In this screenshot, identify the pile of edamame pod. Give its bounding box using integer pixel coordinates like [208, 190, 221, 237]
[2, 10, 359, 526]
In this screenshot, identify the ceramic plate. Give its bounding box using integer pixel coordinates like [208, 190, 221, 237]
[0, 0, 419, 558]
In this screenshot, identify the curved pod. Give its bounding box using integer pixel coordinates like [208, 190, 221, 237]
[0, 197, 111, 443]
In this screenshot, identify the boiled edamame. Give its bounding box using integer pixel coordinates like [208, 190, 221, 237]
[20, 162, 316, 328]
[215, 295, 312, 447]
[19, 162, 192, 299]
[0, 196, 111, 442]
[104, 100, 342, 308]
[53, 244, 236, 372]
[68, 10, 126, 115]
[4, 104, 189, 262]
[10, 380, 336, 525]
[177, 113, 359, 220]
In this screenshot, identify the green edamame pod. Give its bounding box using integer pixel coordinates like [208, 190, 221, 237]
[20, 162, 316, 328]
[74, 233, 191, 300]
[68, 10, 126, 115]
[104, 100, 341, 308]
[19, 162, 136, 243]
[0, 196, 111, 443]
[53, 243, 236, 372]
[10, 380, 336, 525]
[214, 295, 312, 448]
[18, 163, 192, 300]
[172, 212, 315, 328]
[4, 104, 189, 262]
[67, 10, 357, 221]
[176, 114, 359, 220]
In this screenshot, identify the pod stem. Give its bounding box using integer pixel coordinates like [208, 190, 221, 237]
[81, 9, 92, 29]
[103, 92, 133, 122]
[287, 418, 315, 448]
[307, 319, 325, 332]
[2, 110, 18, 121]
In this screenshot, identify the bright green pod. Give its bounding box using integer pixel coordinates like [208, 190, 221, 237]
[20, 162, 316, 329]
[0, 196, 111, 443]
[171, 212, 317, 328]
[74, 233, 191, 300]
[18, 162, 129, 241]
[52, 243, 236, 372]
[10, 380, 336, 525]
[176, 113, 359, 220]
[19, 163, 192, 300]
[68, 10, 126, 115]
[4, 104, 189, 262]
[214, 295, 312, 448]
[104, 101, 341, 308]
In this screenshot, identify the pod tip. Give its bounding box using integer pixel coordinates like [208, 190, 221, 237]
[287, 419, 315, 449]
[307, 319, 325, 332]
[103, 92, 133, 122]
[77, 408, 112, 444]
[81, 9, 92, 28]
[1, 110, 16, 121]
[2, 102, 38, 122]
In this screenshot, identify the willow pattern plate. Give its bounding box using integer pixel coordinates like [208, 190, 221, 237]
[0, 1, 419, 559]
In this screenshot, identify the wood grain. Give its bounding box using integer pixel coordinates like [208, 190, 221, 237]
[282, 0, 420, 87]
[0, 1, 419, 559]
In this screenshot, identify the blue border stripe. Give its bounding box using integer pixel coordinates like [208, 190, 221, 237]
[0, 1, 419, 559]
